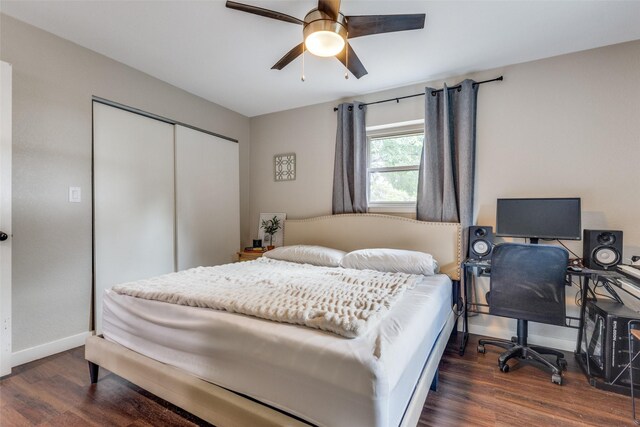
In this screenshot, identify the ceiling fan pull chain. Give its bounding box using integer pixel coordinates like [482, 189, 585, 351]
[344, 38, 349, 80]
[301, 42, 306, 82]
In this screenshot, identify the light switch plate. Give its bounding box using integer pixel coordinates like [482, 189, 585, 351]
[69, 186, 81, 203]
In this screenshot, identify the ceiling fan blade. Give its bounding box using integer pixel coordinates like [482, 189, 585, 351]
[271, 43, 305, 70]
[346, 14, 426, 39]
[336, 43, 368, 79]
[318, 0, 341, 20]
[226, 1, 304, 25]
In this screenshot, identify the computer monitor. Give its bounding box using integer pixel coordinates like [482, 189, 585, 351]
[496, 198, 581, 243]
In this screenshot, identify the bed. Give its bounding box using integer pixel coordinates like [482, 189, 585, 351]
[85, 214, 462, 427]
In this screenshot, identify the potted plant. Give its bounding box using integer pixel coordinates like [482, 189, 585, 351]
[261, 215, 281, 250]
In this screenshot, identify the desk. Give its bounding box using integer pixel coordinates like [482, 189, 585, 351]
[459, 259, 491, 355]
[461, 258, 640, 391]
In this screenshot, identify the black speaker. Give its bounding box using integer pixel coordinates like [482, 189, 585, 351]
[468, 226, 494, 260]
[583, 229, 623, 270]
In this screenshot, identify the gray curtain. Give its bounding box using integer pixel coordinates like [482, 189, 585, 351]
[332, 102, 367, 214]
[417, 79, 478, 245]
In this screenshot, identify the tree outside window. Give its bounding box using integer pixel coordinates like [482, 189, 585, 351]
[367, 131, 423, 209]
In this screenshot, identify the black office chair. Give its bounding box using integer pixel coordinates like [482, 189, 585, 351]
[478, 243, 568, 385]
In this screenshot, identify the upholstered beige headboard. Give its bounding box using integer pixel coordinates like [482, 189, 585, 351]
[283, 214, 462, 281]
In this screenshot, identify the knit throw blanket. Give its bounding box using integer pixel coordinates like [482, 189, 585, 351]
[111, 258, 419, 338]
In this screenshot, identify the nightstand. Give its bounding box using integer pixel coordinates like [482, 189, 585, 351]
[237, 251, 265, 262]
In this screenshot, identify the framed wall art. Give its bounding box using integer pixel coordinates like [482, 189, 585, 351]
[274, 153, 296, 181]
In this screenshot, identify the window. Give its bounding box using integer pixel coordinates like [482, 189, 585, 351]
[367, 122, 424, 212]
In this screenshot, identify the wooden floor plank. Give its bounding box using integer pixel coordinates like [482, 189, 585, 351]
[37, 409, 100, 427]
[0, 375, 67, 424]
[0, 406, 33, 427]
[0, 334, 636, 426]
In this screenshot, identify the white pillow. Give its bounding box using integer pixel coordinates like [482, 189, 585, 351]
[340, 248, 439, 276]
[263, 245, 346, 267]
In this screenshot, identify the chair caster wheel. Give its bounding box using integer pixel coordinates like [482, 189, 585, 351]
[500, 363, 510, 373]
[558, 359, 568, 371]
[477, 345, 485, 354]
[552, 373, 563, 385]
[511, 336, 517, 343]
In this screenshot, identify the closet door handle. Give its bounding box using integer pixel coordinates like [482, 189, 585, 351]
[0, 231, 8, 241]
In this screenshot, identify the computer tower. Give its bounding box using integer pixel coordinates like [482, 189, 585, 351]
[583, 300, 640, 385]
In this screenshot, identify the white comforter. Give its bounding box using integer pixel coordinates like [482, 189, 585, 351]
[112, 258, 419, 338]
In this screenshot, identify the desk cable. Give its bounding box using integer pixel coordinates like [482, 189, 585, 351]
[593, 277, 624, 304]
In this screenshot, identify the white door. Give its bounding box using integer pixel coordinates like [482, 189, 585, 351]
[175, 125, 240, 269]
[93, 102, 175, 334]
[0, 61, 12, 376]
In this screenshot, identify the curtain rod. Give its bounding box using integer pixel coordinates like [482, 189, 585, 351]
[333, 76, 503, 111]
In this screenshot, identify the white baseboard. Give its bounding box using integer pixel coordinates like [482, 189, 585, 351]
[464, 323, 576, 352]
[11, 331, 91, 368]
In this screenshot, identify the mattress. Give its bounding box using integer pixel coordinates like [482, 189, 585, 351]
[103, 271, 452, 427]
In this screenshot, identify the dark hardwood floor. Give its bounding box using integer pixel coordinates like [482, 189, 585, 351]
[0, 334, 635, 426]
[422, 334, 634, 427]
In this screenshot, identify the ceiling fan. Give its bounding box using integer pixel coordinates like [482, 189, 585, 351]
[226, 0, 426, 79]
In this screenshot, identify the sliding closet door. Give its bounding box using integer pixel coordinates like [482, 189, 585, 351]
[175, 125, 240, 270]
[93, 102, 175, 334]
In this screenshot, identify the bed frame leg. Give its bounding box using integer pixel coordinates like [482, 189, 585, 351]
[88, 361, 99, 384]
[430, 369, 439, 392]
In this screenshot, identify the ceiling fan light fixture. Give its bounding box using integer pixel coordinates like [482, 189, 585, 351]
[303, 16, 347, 57]
[305, 30, 345, 57]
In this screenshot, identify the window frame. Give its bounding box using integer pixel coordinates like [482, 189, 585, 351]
[366, 120, 424, 213]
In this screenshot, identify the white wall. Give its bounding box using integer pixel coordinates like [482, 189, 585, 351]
[249, 39, 640, 350]
[0, 14, 251, 359]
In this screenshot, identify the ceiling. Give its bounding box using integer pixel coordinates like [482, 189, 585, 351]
[2, 1, 640, 117]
